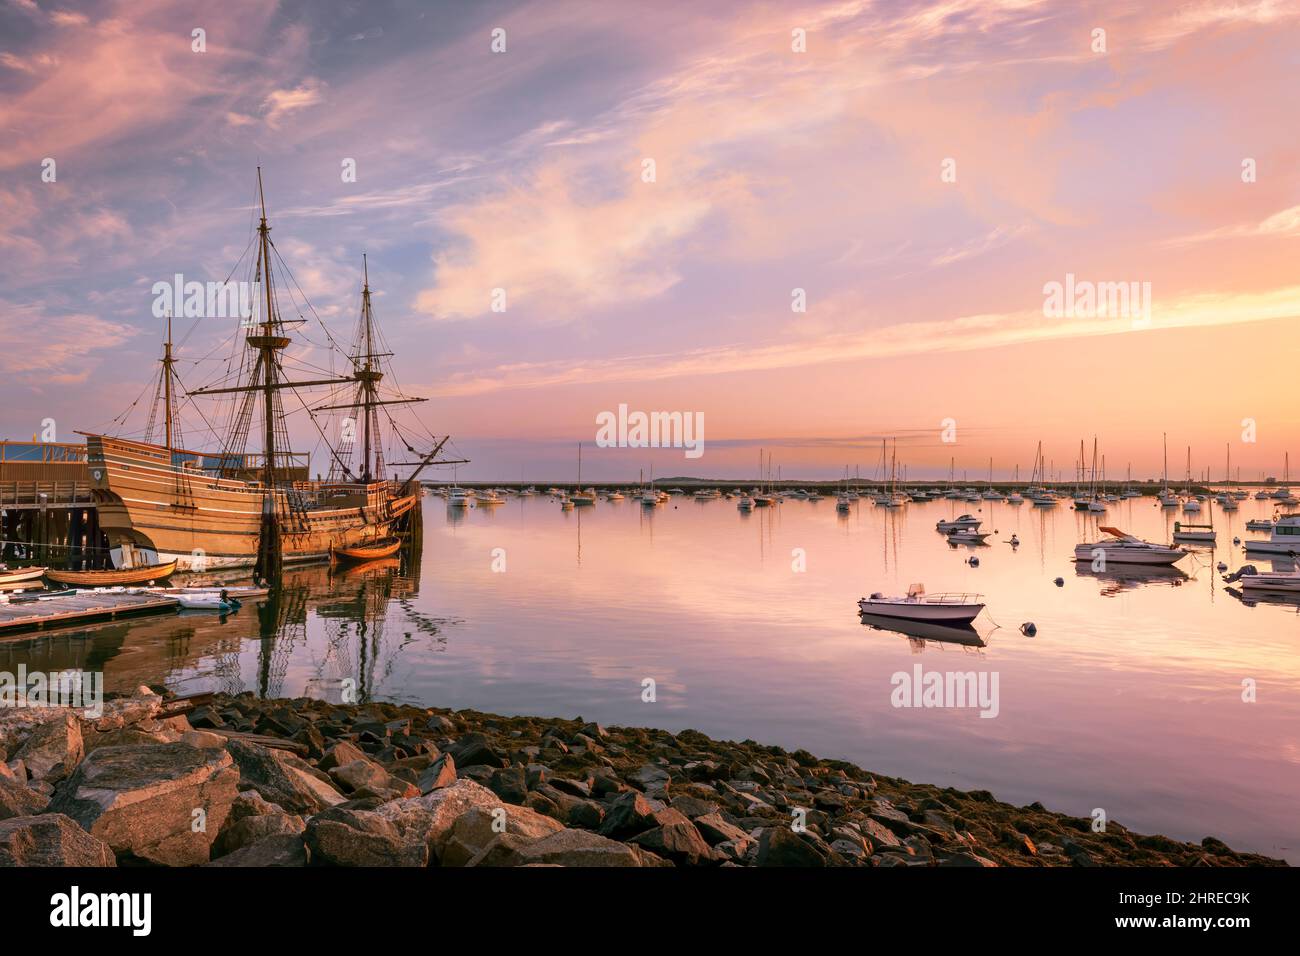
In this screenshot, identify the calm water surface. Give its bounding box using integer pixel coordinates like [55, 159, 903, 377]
[5, 493, 1298, 862]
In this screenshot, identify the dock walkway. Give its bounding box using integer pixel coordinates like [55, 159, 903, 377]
[0, 592, 179, 638]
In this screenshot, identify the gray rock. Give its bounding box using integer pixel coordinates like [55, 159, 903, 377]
[448, 733, 506, 768]
[0, 775, 48, 820]
[15, 712, 83, 783]
[507, 827, 646, 867]
[629, 809, 711, 864]
[756, 827, 828, 867]
[206, 833, 308, 867]
[417, 753, 457, 794]
[0, 814, 116, 867]
[371, 779, 505, 861]
[213, 811, 305, 857]
[226, 738, 346, 815]
[305, 807, 428, 866]
[329, 759, 413, 797]
[628, 763, 671, 796]
[440, 803, 565, 867]
[597, 790, 660, 839]
[318, 741, 369, 772]
[489, 766, 527, 805]
[49, 742, 239, 866]
[669, 795, 719, 819]
[693, 811, 749, 846]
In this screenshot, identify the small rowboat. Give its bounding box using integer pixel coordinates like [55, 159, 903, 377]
[45, 561, 177, 587]
[330, 537, 402, 564]
[0, 566, 48, 587]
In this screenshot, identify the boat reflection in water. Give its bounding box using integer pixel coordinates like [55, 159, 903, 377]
[1073, 562, 1189, 596]
[858, 612, 987, 651]
[0, 544, 443, 704]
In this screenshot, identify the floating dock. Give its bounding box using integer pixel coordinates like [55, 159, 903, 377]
[0, 592, 179, 638]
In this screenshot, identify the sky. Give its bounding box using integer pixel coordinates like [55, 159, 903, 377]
[2, 0, 1299, 482]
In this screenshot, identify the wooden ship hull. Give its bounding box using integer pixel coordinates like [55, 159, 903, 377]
[85, 434, 417, 571]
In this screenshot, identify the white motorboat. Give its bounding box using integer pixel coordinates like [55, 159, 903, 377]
[476, 490, 504, 506]
[559, 495, 575, 511]
[858, 584, 984, 624]
[935, 514, 981, 532]
[1074, 527, 1186, 565]
[447, 487, 469, 508]
[1238, 567, 1300, 592]
[1242, 514, 1300, 555]
[947, 528, 992, 544]
[736, 495, 754, 512]
[1182, 498, 1202, 513]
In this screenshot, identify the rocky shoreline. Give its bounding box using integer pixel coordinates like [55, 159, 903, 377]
[0, 687, 1284, 867]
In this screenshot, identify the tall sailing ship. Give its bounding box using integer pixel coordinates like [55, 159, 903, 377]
[82, 171, 463, 575]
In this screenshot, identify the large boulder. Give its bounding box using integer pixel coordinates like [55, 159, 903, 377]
[440, 803, 565, 867]
[503, 828, 648, 867]
[755, 826, 829, 867]
[0, 814, 116, 867]
[329, 758, 415, 797]
[629, 808, 712, 864]
[213, 811, 305, 858]
[447, 733, 507, 769]
[371, 779, 521, 863]
[14, 712, 83, 783]
[49, 743, 238, 866]
[225, 738, 346, 814]
[83, 721, 181, 754]
[597, 790, 661, 839]
[304, 807, 428, 866]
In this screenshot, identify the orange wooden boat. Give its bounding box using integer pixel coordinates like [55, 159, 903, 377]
[45, 560, 178, 587]
[330, 537, 402, 564]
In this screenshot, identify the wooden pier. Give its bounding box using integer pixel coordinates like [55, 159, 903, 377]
[1, 440, 109, 569]
[0, 592, 180, 638]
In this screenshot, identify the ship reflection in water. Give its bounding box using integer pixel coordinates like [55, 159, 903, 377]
[0, 545, 447, 705]
[1, 493, 1298, 863]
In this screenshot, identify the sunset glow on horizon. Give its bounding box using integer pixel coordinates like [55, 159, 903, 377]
[2, 0, 1298, 480]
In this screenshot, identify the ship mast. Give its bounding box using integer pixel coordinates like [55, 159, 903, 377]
[190, 168, 360, 579]
[361, 255, 376, 481]
[162, 312, 175, 451]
